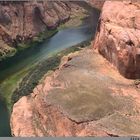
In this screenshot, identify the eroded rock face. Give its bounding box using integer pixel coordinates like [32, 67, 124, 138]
[0, 1, 72, 60]
[87, 0, 105, 10]
[10, 1, 140, 137]
[11, 48, 140, 137]
[94, 0, 140, 79]
[0, 1, 71, 39]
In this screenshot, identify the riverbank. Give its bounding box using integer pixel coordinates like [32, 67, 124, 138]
[0, 1, 99, 112]
[0, 41, 90, 111]
[16, 29, 58, 51]
[0, 1, 95, 62]
[0, 30, 92, 112]
[11, 41, 91, 106]
[0, 37, 92, 136]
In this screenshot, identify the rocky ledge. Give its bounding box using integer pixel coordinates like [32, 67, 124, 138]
[11, 47, 140, 136]
[94, 0, 140, 79]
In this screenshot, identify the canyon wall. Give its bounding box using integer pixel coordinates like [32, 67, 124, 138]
[0, 0, 103, 61]
[94, 0, 140, 79]
[87, 0, 105, 9]
[11, 47, 140, 137]
[0, 1, 71, 60]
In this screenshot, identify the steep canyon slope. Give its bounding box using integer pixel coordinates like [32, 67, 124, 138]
[0, 1, 79, 61]
[94, 0, 140, 79]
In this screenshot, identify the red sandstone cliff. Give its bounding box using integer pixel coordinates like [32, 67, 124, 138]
[0, 1, 71, 60]
[94, 0, 140, 79]
[86, 0, 105, 9]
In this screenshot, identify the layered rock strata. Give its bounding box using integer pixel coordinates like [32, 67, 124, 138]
[94, 0, 140, 79]
[0, 1, 80, 60]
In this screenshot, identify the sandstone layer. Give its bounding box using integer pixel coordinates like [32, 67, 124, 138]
[11, 47, 140, 137]
[94, 0, 140, 79]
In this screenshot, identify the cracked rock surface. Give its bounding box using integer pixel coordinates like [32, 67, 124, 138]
[11, 48, 140, 136]
[94, 0, 140, 79]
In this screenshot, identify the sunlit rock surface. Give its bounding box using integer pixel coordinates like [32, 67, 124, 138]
[94, 0, 140, 79]
[11, 48, 140, 136]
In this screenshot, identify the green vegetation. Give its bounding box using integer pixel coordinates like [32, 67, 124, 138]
[10, 41, 90, 110]
[0, 29, 58, 61]
[0, 5, 91, 111]
[17, 29, 58, 51]
[58, 10, 88, 30]
[0, 40, 17, 61]
[0, 66, 35, 111]
[0, 29, 58, 111]
[0, 40, 90, 112]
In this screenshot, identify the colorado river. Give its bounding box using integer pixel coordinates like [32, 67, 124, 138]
[0, 5, 100, 137]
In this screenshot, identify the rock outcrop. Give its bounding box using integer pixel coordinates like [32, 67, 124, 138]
[94, 0, 140, 79]
[87, 0, 105, 10]
[0, 1, 78, 60]
[11, 47, 140, 137]
[0, 25, 16, 60]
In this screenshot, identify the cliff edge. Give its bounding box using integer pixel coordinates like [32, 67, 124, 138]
[11, 47, 140, 136]
[94, 0, 140, 79]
